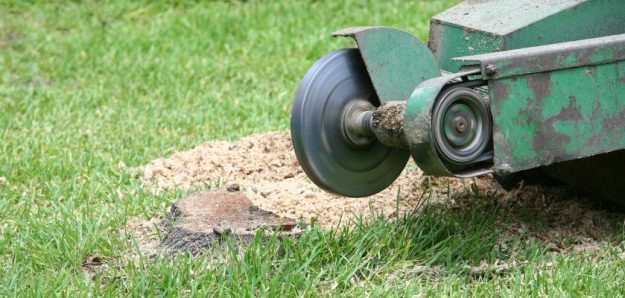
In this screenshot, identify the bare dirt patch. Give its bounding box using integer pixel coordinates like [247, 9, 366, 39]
[124, 216, 170, 259]
[141, 131, 440, 228]
[81, 255, 107, 276]
[139, 131, 625, 253]
[0, 30, 21, 50]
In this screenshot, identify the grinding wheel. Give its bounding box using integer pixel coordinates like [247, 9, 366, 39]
[291, 49, 409, 197]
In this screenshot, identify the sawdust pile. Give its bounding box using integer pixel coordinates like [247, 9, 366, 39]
[141, 131, 470, 227]
[452, 183, 623, 254]
[140, 131, 624, 251]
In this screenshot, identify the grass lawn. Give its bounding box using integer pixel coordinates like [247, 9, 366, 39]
[2, 0, 625, 296]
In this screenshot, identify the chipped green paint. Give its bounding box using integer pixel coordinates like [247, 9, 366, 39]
[490, 77, 537, 167]
[454, 34, 625, 80]
[490, 60, 625, 172]
[332, 27, 440, 103]
[452, 33, 625, 172]
[428, 23, 502, 72]
[429, 0, 625, 72]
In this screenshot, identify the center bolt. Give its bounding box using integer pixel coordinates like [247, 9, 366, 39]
[454, 117, 467, 133]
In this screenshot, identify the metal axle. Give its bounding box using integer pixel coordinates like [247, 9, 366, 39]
[342, 101, 408, 149]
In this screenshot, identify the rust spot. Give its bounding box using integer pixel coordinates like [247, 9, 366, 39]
[576, 48, 596, 66]
[518, 73, 584, 163]
[493, 127, 512, 164]
[526, 72, 551, 101]
[611, 47, 625, 61]
[582, 107, 625, 149]
[556, 96, 583, 121]
[531, 95, 586, 162]
[428, 20, 443, 56]
[532, 128, 571, 157]
[489, 80, 509, 111]
[602, 108, 625, 132]
[617, 63, 625, 83]
[462, 27, 477, 37]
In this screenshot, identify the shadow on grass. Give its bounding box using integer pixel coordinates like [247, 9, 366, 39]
[449, 179, 625, 252]
[231, 180, 625, 289]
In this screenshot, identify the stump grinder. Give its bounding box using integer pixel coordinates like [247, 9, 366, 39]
[291, 0, 625, 204]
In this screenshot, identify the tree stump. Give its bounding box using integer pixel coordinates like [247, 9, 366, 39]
[159, 186, 298, 254]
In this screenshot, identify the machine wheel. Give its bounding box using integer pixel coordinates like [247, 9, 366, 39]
[291, 49, 409, 197]
[431, 87, 491, 165]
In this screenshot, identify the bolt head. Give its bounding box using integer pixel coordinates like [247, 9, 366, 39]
[454, 118, 467, 133]
[485, 64, 497, 76]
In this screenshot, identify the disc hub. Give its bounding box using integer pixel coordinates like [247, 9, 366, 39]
[341, 99, 375, 147]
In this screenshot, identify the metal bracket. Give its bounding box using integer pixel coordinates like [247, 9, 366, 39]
[333, 26, 440, 104]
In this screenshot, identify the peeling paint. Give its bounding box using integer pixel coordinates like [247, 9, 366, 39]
[490, 59, 625, 172]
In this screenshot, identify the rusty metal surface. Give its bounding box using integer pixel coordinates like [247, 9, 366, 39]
[333, 26, 440, 103]
[455, 34, 625, 80]
[489, 59, 625, 174]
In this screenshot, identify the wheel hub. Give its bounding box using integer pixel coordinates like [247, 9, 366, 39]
[341, 99, 375, 147]
[432, 87, 491, 164]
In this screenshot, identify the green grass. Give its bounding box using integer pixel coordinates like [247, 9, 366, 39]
[2, 0, 625, 296]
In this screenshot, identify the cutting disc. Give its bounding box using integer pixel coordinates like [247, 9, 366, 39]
[291, 49, 409, 197]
